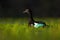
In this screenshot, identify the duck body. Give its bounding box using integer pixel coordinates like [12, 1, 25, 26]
[28, 20, 46, 28]
[34, 21, 46, 28]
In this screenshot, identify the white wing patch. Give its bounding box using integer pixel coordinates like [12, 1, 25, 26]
[34, 22, 44, 28]
[34, 23, 39, 28]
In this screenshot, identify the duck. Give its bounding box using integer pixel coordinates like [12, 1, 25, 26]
[23, 8, 47, 28]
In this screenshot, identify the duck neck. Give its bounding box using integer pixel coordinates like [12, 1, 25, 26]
[28, 13, 34, 22]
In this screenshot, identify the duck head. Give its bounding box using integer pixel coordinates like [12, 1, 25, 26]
[23, 9, 32, 14]
[23, 9, 29, 14]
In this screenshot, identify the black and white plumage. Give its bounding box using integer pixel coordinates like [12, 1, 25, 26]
[23, 9, 47, 28]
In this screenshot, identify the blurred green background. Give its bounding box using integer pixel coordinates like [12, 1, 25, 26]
[0, 17, 60, 40]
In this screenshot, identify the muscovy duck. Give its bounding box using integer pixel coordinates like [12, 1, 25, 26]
[23, 9, 47, 28]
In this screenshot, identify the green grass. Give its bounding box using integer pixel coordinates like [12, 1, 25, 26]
[0, 17, 60, 40]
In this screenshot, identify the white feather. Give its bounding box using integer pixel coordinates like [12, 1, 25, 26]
[34, 22, 44, 28]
